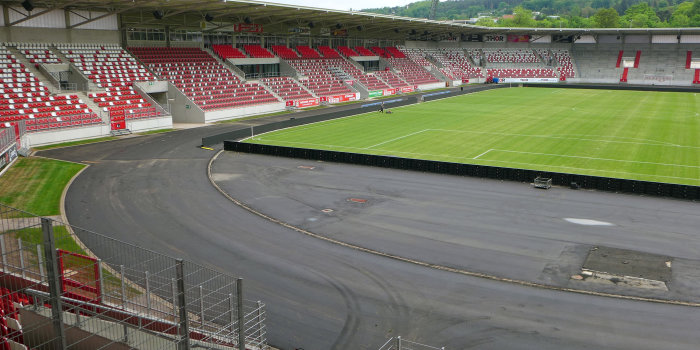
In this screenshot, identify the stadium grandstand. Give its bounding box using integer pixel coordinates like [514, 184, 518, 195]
[1, 0, 700, 349]
[0, 0, 697, 147]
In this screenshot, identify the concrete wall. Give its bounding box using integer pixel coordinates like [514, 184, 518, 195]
[67, 65, 91, 90]
[279, 59, 298, 78]
[418, 82, 447, 91]
[134, 81, 168, 94]
[204, 102, 285, 123]
[25, 124, 109, 147]
[167, 82, 205, 123]
[0, 27, 118, 44]
[128, 116, 172, 132]
[229, 58, 280, 65]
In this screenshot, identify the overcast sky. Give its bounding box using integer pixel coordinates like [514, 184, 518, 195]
[267, 0, 417, 12]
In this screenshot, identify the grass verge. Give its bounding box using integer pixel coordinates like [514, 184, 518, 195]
[0, 157, 85, 216]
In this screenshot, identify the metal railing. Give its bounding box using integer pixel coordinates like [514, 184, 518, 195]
[378, 336, 445, 350]
[0, 126, 15, 155]
[244, 72, 279, 80]
[0, 204, 268, 350]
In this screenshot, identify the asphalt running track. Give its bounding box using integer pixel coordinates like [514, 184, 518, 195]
[40, 120, 700, 350]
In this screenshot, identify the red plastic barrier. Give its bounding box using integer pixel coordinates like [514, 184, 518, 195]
[620, 67, 629, 82]
[616, 50, 624, 68]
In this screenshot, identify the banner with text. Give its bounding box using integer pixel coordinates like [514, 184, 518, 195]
[294, 98, 320, 108]
[507, 34, 530, 43]
[484, 34, 506, 43]
[499, 77, 558, 83]
[368, 90, 383, 98]
[322, 93, 358, 104]
[234, 23, 263, 33]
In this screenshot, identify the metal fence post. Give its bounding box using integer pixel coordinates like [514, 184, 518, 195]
[42, 218, 67, 350]
[18, 238, 26, 278]
[200, 285, 205, 327]
[256, 300, 263, 345]
[237, 278, 245, 350]
[229, 293, 235, 343]
[97, 259, 104, 303]
[145, 270, 151, 315]
[396, 336, 401, 350]
[176, 259, 190, 350]
[36, 244, 44, 279]
[120, 265, 126, 308]
[0, 234, 6, 269]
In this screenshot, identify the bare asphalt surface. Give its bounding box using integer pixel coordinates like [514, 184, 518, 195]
[39, 121, 700, 350]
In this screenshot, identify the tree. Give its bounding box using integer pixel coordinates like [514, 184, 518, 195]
[623, 2, 661, 27]
[512, 6, 536, 26]
[593, 7, 620, 27]
[476, 17, 497, 26]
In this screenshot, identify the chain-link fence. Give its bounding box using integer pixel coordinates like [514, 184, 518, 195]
[378, 336, 445, 350]
[0, 203, 268, 350]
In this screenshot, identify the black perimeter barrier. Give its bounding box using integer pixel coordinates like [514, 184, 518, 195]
[210, 83, 700, 201]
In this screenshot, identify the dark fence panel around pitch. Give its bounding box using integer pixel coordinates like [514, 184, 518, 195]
[223, 141, 700, 201]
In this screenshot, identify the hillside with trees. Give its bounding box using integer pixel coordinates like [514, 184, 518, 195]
[362, 0, 700, 28]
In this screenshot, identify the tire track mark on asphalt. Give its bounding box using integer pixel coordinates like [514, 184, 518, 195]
[208, 150, 700, 308]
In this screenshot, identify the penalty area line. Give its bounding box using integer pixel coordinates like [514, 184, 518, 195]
[472, 149, 493, 160]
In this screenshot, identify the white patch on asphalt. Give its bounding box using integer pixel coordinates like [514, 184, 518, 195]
[211, 173, 243, 181]
[564, 218, 614, 226]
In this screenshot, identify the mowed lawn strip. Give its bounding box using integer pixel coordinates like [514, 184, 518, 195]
[0, 157, 85, 216]
[247, 88, 700, 186]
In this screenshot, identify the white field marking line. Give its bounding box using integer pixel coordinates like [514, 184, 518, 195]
[428, 128, 693, 149]
[556, 133, 679, 147]
[488, 149, 700, 169]
[250, 88, 497, 141]
[472, 149, 493, 160]
[249, 110, 379, 140]
[364, 129, 431, 149]
[245, 139, 700, 184]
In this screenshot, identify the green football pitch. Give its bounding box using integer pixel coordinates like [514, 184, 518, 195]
[246, 87, 700, 186]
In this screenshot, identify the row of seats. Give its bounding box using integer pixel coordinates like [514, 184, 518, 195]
[420, 48, 483, 80]
[58, 45, 158, 124]
[388, 49, 440, 85]
[287, 58, 354, 97]
[553, 50, 576, 78]
[484, 49, 539, 63]
[130, 47, 277, 111]
[1, 287, 31, 350]
[243, 45, 275, 58]
[260, 76, 313, 101]
[296, 46, 321, 59]
[212, 45, 247, 59]
[0, 45, 101, 132]
[270, 45, 299, 59]
[486, 68, 556, 78]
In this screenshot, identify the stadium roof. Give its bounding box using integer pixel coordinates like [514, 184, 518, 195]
[7, 0, 700, 39]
